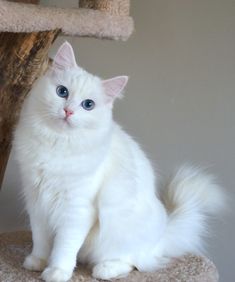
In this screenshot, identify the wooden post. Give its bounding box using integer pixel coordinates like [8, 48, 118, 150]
[0, 1, 60, 189]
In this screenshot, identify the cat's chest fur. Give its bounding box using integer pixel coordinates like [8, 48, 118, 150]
[15, 128, 108, 216]
[19, 128, 106, 175]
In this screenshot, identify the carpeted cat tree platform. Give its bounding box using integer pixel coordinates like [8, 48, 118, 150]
[0, 231, 219, 282]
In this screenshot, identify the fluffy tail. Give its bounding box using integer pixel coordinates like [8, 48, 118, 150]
[160, 166, 225, 257]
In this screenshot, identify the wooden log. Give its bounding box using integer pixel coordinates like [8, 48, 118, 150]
[0, 29, 60, 189]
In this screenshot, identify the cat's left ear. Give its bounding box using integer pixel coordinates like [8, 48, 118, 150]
[102, 76, 128, 104]
[53, 41, 77, 70]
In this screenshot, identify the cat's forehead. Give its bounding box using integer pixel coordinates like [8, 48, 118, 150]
[50, 68, 102, 96]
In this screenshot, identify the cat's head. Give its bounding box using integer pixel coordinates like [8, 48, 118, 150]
[28, 42, 128, 135]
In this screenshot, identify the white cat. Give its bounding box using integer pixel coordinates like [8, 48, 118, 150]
[13, 42, 224, 282]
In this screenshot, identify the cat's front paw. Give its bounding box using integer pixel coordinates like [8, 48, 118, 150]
[41, 267, 72, 282]
[23, 254, 47, 271]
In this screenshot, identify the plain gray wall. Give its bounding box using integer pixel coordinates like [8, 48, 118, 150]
[1, 0, 234, 281]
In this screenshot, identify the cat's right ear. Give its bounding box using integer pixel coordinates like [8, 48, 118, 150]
[102, 76, 128, 105]
[52, 41, 77, 70]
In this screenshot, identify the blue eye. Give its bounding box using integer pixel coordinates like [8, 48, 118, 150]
[81, 99, 95, 111]
[56, 85, 69, 98]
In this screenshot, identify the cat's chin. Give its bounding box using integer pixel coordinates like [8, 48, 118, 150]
[59, 118, 77, 130]
[44, 117, 78, 134]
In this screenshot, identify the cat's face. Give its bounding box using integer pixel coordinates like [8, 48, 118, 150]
[28, 42, 128, 134]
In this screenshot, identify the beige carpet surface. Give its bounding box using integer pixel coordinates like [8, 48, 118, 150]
[0, 231, 218, 282]
[0, 0, 134, 40]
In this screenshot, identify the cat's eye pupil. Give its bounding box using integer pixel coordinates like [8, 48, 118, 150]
[56, 85, 69, 98]
[81, 99, 95, 111]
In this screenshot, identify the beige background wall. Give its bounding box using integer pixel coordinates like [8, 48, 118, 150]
[0, 0, 234, 281]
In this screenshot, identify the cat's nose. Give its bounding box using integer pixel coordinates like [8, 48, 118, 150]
[64, 108, 74, 117]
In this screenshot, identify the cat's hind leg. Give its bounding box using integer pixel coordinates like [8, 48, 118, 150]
[92, 260, 134, 280]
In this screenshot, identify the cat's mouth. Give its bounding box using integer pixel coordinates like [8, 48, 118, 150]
[63, 117, 74, 126]
[57, 116, 74, 128]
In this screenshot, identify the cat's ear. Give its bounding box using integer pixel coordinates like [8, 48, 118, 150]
[102, 76, 128, 103]
[53, 41, 77, 70]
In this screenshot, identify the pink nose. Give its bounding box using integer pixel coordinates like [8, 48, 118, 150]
[64, 108, 74, 117]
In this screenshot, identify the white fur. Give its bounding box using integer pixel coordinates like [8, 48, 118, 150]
[13, 43, 224, 282]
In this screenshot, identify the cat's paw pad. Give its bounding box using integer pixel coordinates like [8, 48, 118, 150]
[92, 261, 133, 280]
[41, 267, 72, 282]
[23, 254, 47, 271]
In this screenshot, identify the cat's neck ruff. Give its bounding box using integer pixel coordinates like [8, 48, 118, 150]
[22, 111, 114, 153]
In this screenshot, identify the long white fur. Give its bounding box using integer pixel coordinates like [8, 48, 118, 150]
[13, 42, 225, 282]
